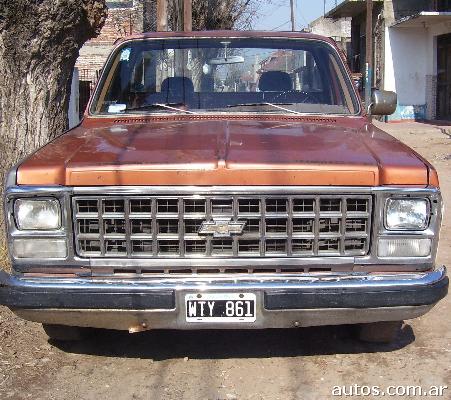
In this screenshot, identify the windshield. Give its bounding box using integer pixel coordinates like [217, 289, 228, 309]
[91, 38, 359, 116]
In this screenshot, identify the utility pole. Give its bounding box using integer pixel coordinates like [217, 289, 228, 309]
[157, 0, 168, 31]
[156, 0, 191, 32]
[365, 0, 373, 115]
[290, 0, 296, 31]
[184, 0, 192, 31]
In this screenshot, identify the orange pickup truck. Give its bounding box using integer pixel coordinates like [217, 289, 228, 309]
[1, 31, 448, 343]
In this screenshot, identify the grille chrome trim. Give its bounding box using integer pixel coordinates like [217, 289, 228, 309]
[73, 194, 372, 259]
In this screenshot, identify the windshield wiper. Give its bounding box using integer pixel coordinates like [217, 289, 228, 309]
[225, 102, 303, 115]
[125, 103, 198, 115]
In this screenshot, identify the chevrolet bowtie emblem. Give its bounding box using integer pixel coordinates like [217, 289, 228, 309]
[198, 218, 247, 238]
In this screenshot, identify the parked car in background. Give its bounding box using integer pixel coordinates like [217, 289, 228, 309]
[1, 31, 448, 343]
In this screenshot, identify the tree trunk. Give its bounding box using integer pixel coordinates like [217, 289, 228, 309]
[0, 0, 107, 250]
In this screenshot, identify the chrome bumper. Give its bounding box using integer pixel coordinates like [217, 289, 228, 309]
[0, 267, 448, 330]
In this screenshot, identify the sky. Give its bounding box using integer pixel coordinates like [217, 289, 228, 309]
[252, 0, 344, 31]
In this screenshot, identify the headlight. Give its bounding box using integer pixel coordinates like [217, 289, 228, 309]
[385, 198, 429, 230]
[14, 199, 61, 230]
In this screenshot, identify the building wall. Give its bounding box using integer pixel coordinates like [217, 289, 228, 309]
[384, 18, 451, 121]
[384, 27, 429, 120]
[309, 16, 352, 63]
[309, 16, 351, 38]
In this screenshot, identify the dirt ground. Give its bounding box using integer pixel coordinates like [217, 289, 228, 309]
[0, 121, 450, 400]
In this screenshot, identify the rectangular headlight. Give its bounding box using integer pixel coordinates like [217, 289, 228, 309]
[12, 238, 67, 259]
[378, 238, 431, 258]
[14, 198, 61, 230]
[385, 198, 429, 230]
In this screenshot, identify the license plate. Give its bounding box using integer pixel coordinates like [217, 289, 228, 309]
[185, 293, 256, 323]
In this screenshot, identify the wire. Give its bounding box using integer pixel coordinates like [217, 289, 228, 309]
[270, 20, 291, 31]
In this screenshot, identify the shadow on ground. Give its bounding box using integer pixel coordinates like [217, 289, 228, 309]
[53, 324, 415, 360]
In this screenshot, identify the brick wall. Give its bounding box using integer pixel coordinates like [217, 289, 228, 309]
[75, 0, 150, 115]
[75, 0, 145, 82]
[89, 3, 143, 45]
[426, 74, 438, 120]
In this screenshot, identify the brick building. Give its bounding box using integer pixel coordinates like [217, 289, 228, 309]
[75, 0, 156, 117]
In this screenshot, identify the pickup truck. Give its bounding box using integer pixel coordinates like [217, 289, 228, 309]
[0, 31, 448, 343]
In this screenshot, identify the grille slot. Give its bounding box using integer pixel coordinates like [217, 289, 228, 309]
[266, 198, 287, 213]
[130, 199, 152, 213]
[132, 240, 153, 255]
[184, 219, 204, 234]
[78, 219, 100, 234]
[77, 200, 98, 214]
[293, 218, 314, 234]
[212, 199, 233, 214]
[293, 199, 315, 213]
[73, 195, 372, 258]
[265, 218, 288, 234]
[157, 199, 178, 213]
[319, 218, 340, 233]
[79, 239, 101, 255]
[104, 219, 126, 235]
[238, 240, 261, 255]
[238, 199, 260, 213]
[185, 240, 207, 255]
[157, 219, 179, 235]
[103, 199, 125, 214]
[184, 199, 206, 214]
[320, 199, 341, 212]
[292, 239, 314, 255]
[242, 218, 260, 234]
[212, 239, 233, 255]
[105, 239, 127, 255]
[131, 219, 152, 235]
[319, 238, 340, 254]
[266, 239, 287, 254]
[158, 240, 179, 255]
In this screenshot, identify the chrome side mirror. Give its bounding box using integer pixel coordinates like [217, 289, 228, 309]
[369, 89, 397, 116]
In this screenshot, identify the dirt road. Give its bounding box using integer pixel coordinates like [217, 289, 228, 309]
[1, 121, 450, 400]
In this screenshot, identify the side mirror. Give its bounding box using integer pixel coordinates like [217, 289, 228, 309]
[370, 89, 397, 116]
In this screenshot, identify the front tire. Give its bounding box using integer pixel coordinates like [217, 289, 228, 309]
[358, 321, 402, 343]
[42, 324, 86, 342]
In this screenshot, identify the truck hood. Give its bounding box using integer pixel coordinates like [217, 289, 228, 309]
[16, 118, 430, 186]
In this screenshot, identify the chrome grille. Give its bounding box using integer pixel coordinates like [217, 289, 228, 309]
[73, 195, 372, 258]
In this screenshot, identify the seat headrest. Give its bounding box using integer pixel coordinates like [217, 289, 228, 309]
[161, 77, 194, 94]
[258, 71, 292, 92]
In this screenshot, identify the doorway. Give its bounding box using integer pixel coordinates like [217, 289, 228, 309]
[437, 33, 451, 120]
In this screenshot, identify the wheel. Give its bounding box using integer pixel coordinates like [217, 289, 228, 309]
[42, 324, 86, 342]
[358, 321, 402, 343]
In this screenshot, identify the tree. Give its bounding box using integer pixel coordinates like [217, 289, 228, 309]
[0, 0, 260, 253]
[192, 0, 257, 30]
[0, 0, 107, 247]
[166, 0, 258, 31]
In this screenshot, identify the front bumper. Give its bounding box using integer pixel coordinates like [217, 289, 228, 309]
[0, 267, 448, 330]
